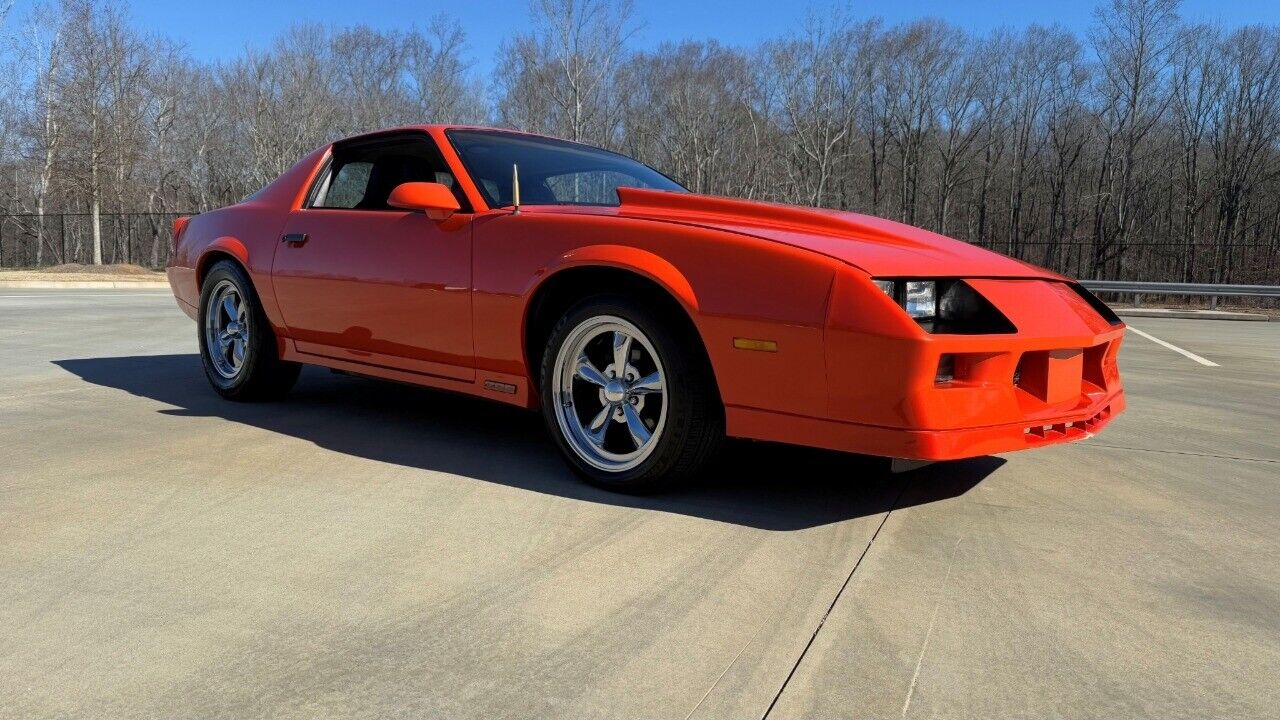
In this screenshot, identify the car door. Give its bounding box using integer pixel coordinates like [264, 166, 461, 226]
[271, 133, 474, 381]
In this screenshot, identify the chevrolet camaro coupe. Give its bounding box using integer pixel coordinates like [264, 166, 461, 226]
[166, 125, 1126, 492]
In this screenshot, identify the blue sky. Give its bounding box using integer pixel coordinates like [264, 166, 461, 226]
[12, 0, 1280, 77]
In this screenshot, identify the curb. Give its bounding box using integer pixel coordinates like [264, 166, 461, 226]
[1114, 307, 1269, 322]
[0, 280, 170, 289]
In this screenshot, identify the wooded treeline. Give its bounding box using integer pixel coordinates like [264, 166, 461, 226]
[1, 0, 1278, 283]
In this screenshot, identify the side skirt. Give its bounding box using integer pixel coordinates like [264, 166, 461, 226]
[280, 342, 535, 410]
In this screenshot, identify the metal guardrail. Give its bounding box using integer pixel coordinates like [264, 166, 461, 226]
[1081, 280, 1280, 310]
[1081, 280, 1280, 298]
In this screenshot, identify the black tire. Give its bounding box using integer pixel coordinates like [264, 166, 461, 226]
[198, 260, 300, 401]
[540, 295, 723, 493]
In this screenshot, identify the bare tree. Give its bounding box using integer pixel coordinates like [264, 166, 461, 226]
[766, 16, 875, 207]
[619, 42, 762, 195]
[932, 32, 988, 234]
[885, 20, 957, 226]
[58, 0, 151, 264]
[408, 17, 486, 125]
[1207, 26, 1280, 282]
[495, 0, 636, 144]
[1170, 24, 1222, 280]
[25, 3, 64, 264]
[1042, 30, 1091, 269]
[1090, 0, 1181, 276]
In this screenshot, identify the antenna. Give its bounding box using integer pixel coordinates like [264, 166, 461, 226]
[511, 164, 521, 215]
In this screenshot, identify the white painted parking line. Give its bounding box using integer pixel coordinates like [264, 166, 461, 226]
[1126, 326, 1219, 367]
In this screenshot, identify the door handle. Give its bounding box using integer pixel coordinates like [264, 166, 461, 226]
[282, 233, 308, 247]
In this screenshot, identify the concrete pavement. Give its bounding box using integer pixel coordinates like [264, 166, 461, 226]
[1, 289, 1276, 719]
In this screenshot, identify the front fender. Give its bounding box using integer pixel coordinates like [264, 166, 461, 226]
[471, 210, 840, 419]
[531, 244, 701, 315]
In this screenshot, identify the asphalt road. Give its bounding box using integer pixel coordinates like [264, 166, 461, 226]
[1, 289, 1276, 720]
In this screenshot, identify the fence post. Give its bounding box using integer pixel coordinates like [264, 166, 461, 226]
[1210, 295, 1219, 310]
[1133, 293, 1142, 308]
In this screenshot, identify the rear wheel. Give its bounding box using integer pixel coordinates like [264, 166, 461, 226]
[198, 260, 300, 401]
[540, 296, 722, 493]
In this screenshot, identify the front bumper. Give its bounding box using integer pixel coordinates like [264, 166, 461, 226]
[727, 385, 1124, 460]
[726, 273, 1129, 460]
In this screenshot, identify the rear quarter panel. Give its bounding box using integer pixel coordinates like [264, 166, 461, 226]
[168, 204, 288, 325]
[167, 147, 328, 328]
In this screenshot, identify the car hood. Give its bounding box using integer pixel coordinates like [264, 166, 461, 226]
[613, 188, 1061, 279]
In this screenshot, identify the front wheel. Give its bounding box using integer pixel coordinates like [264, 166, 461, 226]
[198, 260, 300, 401]
[540, 296, 723, 493]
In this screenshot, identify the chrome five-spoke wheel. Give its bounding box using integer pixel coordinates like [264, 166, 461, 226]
[204, 279, 250, 379]
[553, 316, 667, 473]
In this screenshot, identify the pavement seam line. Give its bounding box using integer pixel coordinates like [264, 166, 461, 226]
[1088, 443, 1279, 464]
[900, 536, 963, 718]
[759, 481, 910, 720]
[682, 619, 769, 720]
[1126, 325, 1220, 367]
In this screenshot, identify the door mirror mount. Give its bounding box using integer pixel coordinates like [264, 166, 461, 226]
[387, 182, 461, 221]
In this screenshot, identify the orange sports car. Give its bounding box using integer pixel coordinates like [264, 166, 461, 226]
[166, 125, 1125, 492]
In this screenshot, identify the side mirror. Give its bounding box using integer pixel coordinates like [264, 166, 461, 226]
[387, 182, 461, 221]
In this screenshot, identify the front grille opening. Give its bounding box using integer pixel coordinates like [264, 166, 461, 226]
[1083, 342, 1109, 389]
[1013, 349, 1083, 403]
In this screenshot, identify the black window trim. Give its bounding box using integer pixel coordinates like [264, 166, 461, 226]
[302, 155, 333, 209]
[1067, 282, 1124, 326]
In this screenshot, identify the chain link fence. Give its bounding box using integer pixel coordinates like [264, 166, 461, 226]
[0, 212, 192, 270]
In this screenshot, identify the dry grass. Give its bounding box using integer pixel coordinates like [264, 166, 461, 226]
[38, 263, 159, 275]
[0, 264, 166, 282]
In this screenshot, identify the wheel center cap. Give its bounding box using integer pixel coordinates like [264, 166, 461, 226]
[603, 380, 627, 403]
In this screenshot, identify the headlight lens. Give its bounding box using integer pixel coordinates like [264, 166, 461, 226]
[904, 281, 936, 318]
[872, 278, 937, 317]
[870, 278, 1016, 334]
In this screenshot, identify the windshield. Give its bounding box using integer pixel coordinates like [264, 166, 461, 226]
[446, 129, 685, 208]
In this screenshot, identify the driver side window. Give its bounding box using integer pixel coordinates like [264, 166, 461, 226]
[318, 162, 373, 209]
[309, 134, 467, 212]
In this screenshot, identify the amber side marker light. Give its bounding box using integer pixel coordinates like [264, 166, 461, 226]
[733, 338, 778, 352]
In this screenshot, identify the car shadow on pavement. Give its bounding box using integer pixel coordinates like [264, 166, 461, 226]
[54, 354, 1004, 531]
